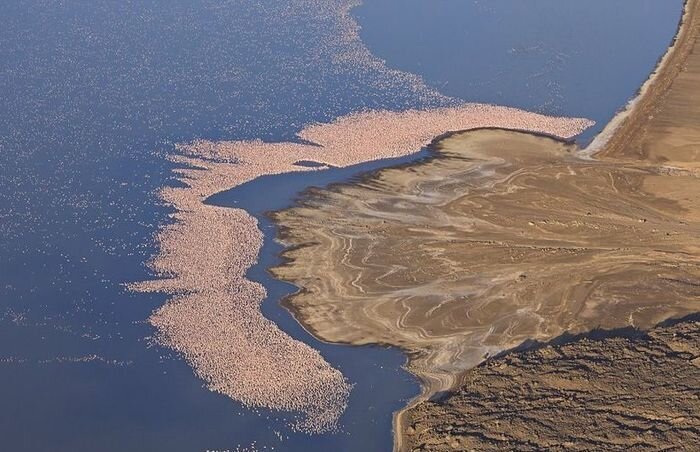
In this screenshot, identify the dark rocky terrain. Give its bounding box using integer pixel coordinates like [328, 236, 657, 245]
[403, 316, 700, 451]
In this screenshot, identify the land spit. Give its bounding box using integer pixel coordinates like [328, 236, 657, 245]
[272, 126, 700, 402]
[271, 0, 700, 447]
[128, 106, 591, 432]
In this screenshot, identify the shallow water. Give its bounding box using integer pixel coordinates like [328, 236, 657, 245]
[0, 0, 683, 450]
[354, 0, 683, 143]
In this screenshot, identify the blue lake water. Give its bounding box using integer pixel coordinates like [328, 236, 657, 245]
[354, 0, 684, 143]
[0, 0, 683, 450]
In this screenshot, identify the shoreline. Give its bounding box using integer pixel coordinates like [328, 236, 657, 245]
[267, 0, 700, 449]
[270, 128, 695, 451]
[585, 0, 697, 158]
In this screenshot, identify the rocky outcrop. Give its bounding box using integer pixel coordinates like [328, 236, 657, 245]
[403, 316, 700, 451]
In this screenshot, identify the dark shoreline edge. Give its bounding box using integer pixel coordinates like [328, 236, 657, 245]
[204, 150, 427, 446]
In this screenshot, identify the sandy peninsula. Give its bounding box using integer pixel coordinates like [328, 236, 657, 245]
[271, 0, 700, 448]
[273, 127, 700, 393]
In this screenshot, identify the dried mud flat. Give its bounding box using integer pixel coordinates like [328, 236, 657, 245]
[403, 316, 700, 451]
[272, 128, 700, 394]
[271, 0, 700, 448]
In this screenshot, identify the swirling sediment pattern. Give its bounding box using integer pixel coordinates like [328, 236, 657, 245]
[128, 106, 592, 432]
[272, 126, 700, 396]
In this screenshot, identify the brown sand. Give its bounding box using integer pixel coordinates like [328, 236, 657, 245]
[271, 0, 700, 446]
[272, 129, 700, 394]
